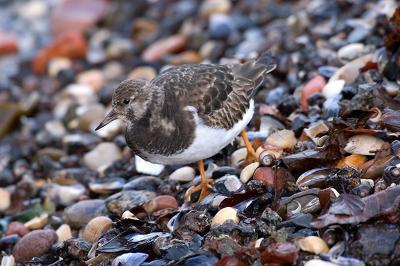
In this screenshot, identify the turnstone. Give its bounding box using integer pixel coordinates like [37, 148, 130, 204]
[96, 53, 276, 201]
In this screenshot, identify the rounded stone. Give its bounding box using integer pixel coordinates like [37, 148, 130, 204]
[63, 199, 105, 229]
[82, 216, 112, 243]
[211, 207, 239, 227]
[12, 229, 57, 262]
[105, 190, 156, 216]
[169, 166, 195, 182]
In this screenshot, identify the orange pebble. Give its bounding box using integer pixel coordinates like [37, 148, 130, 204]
[337, 154, 367, 170]
[301, 75, 326, 110]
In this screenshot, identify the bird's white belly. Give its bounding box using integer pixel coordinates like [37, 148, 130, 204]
[142, 99, 254, 165]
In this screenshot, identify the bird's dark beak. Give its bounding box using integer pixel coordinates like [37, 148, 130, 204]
[95, 109, 118, 131]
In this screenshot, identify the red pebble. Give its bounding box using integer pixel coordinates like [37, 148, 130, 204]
[0, 32, 18, 55]
[300, 75, 326, 110]
[215, 256, 247, 266]
[33, 32, 87, 74]
[261, 242, 299, 265]
[4, 221, 29, 237]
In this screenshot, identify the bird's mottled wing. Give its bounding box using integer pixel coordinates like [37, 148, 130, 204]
[151, 64, 255, 129]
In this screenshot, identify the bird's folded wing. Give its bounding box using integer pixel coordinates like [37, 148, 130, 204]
[150, 64, 255, 129]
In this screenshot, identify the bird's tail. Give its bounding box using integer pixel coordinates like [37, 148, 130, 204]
[232, 52, 277, 90]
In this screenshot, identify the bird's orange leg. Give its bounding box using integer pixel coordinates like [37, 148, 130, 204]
[240, 130, 257, 163]
[185, 160, 214, 202]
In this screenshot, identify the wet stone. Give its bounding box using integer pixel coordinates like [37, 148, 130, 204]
[105, 190, 156, 216]
[12, 229, 57, 262]
[63, 199, 105, 229]
[123, 176, 161, 192]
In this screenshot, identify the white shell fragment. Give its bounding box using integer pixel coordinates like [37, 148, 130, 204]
[344, 134, 385, 155]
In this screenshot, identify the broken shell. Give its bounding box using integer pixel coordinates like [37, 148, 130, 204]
[231, 148, 247, 167]
[344, 134, 385, 155]
[296, 236, 329, 254]
[368, 107, 382, 123]
[329, 53, 373, 84]
[82, 216, 112, 243]
[336, 154, 367, 170]
[121, 210, 139, 220]
[239, 162, 259, 183]
[304, 121, 329, 145]
[144, 195, 179, 214]
[211, 207, 239, 227]
[287, 200, 302, 216]
[266, 129, 297, 151]
[56, 224, 72, 242]
[255, 238, 264, 248]
[296, 167, 331, 189]
[24, 213, 49, 230]
[0, 188, 11, 212]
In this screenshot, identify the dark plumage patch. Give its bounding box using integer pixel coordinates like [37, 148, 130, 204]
[124, 55, 276, 157]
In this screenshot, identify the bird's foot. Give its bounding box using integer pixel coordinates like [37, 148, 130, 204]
[241, 130, 258, 164]
[184, 177, 214, 203]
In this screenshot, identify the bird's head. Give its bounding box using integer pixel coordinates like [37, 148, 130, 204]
[95, 79, 150, 130]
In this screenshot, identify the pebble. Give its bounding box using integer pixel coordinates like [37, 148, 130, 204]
[33, 32, 87, 75]
[4, 222, 29, 237]
[296, 236, 329, 255]
[46, 183, 86, 206]
[12, 229, 57, 262]
[105, 190, 156, 216]
[95, 119, 123, 139]
[240, 162, 259, 183]
[56, 224, 72, 242]
[44, 120, 67, 139]
[47, 57, 72, 78]
[129, 66, 157, 81]
[103, 61, 124, 81]
[89, 177, 125, 194]
[344, 134, 386, 156]
[24, 213, 48, 230]
[144, 195, 179, 214]
[322, 79, 345, 99]
[209, 14, 235, 40]
[0, 32, 18, 56]
[63, 199, 105, 228]
[82, 216, 112, 243]
[301, 75, 326, 109]
[83, 142, 122, 171]
[211, 207, 239, 227]
[0, 188, 11, 212]
[169, 166, 195, 182]
[77, 70, 105, 93]
[142, 35, 186, 62]
[266, 130, 297, 151]
[231, 148, 247, 168]
[73, 103, 106, 131]
[51, 0, 109, 36]
[200, 0, 231, 16]
[214, 175, 243, 195]
[337, 43, 366, 62]
[0, 255, 15, 266]
[337, 154, 367, 170]
[123, 176, 161, 192]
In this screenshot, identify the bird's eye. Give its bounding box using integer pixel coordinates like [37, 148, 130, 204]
[123, 99, 130, 105]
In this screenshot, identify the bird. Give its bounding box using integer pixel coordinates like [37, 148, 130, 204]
[95, 53, 277, 202]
